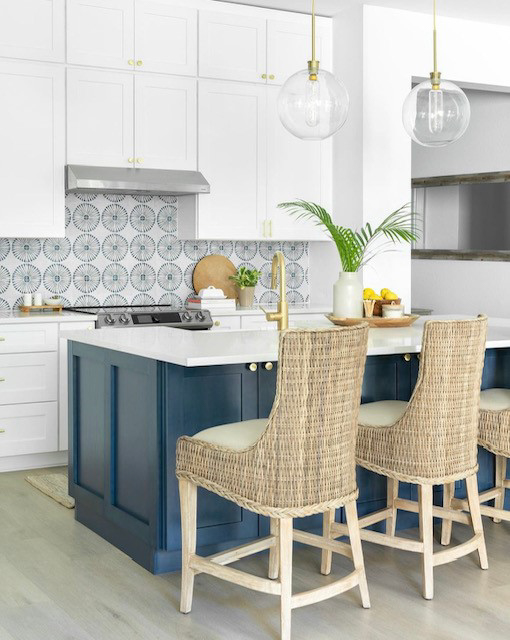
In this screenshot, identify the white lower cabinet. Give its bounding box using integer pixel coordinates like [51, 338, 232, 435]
[0, 353, 57, 405]
[0, 402, 58, 458]
[0, 323, 58, 354]
[210, 316, 242, 331]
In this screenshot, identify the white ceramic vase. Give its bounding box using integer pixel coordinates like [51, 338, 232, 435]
[333, 272, 363, 318]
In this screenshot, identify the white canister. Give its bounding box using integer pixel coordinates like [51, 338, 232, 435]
[22, 293, 33, 307]
[382, 304, 405, 318]
[333, 272, 363, 318]
[33, 293, 42, 306]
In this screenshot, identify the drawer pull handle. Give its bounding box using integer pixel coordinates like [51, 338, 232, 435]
[0, 429, 5, 434]
[248, 363, 258, 372]
[0, 337, 5, 341]
[0, 377, 5, 382]
[261, 73, 267, 79]
[264, 362, 273, 371]
[214, 320, 221, 327]
[269, 74, 275, 80]
[128, 59, 135, 66]
[136, 60, 143, 66]
[403, 353, 411, 362]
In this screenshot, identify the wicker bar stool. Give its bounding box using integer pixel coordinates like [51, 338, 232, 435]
[441, 388, 510, 544]
[321, 316, 489, 600]
[176, 326, 370, 640]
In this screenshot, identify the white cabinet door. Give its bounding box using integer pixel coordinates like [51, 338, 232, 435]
[0, 61, 65, 238]
[67, 68, 134, 168]
[0, 323, 58, 354]
[0, 0, 65, 62]
[135, 74, 197, 170]
[0, 402, 58, 457]
[0, 353, 58, 405]
[266, 86, 331, 241]
[267, 19, 331, 86]
[135, 1, 197, 76]
[67, 0, 134, 70]
[199, 11, 266, 83]
[197, 80, 267, 239]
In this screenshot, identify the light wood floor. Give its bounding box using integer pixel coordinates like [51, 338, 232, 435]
[1, 467, 509, 640]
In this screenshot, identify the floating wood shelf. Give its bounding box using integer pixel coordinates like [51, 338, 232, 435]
[412, 171, 510, 188]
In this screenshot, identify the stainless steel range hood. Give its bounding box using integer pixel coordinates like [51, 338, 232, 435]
[66, 165, 210, 196]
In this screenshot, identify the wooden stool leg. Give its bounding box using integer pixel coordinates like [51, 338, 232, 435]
[320, 508, 334, 576]
[179, 478, 197, 614]
[386, 478, 398, 536]
[279, 518, 293, 640]
[465, 474, 489, 570]
[269, 518, 280, 579]
[345, 500, 370, 609]
[493, 455, 507, 524]
[441, 482, 455, 546]
[419, 484, 434, 600]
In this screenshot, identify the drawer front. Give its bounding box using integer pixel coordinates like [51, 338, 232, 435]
[0, 353, 58, 405]
[0, 402, 58, 457]
[0, 323, 58, 353]
[289, 313, 328, 327]
[210, 315, 241, 331]
[241, 316, 276, 331]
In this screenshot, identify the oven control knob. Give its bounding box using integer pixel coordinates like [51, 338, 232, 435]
[196, 311, 205, 322]
[104, 314, 116, 325]
[119, 314, 130, 325]
[182, 312, 192, 322]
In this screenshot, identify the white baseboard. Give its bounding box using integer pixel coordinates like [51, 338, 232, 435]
[0, 450, 68, 473]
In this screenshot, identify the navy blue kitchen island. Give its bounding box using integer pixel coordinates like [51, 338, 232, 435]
[67, 323, 510, 574]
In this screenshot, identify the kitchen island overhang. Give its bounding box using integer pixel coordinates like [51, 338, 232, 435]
[65, 317, 510, 574]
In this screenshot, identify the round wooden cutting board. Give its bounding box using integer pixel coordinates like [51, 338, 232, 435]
[192, 255, 238, 299]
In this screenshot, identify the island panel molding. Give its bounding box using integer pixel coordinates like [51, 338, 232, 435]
[0, 193, 310, 310]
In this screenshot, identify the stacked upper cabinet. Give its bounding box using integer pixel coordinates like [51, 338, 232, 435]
[193, 9, 332, 241]
[0, 1, 65, 237]
[66, 0, 198, 171]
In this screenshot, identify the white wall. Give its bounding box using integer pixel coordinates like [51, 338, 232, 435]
[412, 259, 510, 317]
[309, 6, 510, 310]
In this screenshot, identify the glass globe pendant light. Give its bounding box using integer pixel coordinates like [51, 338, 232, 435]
[278, 0, 349, 141]
[402, 0, 470, 147]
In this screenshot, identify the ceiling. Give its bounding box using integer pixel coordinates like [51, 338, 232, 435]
[214, 0, 510, 24]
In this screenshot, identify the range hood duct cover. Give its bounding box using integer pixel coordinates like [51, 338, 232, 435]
[66, 165, 210, 196]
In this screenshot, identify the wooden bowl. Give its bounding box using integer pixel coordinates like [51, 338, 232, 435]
[373, 298, 401, 317]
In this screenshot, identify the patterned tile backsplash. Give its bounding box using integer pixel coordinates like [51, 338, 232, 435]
[0, 193, 309, 310]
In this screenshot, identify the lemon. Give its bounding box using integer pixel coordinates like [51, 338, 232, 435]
[363, 288, 375, 300]
[371, 294, 383, 300]
[384, 292, 399, 301]
[380, 288, 390, 297]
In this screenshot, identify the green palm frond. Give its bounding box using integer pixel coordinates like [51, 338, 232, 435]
[277, 200, 419, 272]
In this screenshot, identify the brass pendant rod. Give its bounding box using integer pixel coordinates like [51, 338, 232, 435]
[311, 0, 316, 63]
[430, 0, 441, 89]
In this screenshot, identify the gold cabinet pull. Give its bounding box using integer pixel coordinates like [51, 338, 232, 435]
[268, 220, 273, 237]
[248, 363, 258, 372]
[0, 429, 5, 433]
[269, 74, 275, 80]
[128, 59, 135, 66]
[264, 362, 273, 371]
[0, 337, 5, 342]
[136, 60, 143, 66]
[403, 353, 411, 362]
[0, 377, 5, 382]
[128, 157, 134, 164]
[136, 158, 143, 164]
[261, 73, 267, 79]
[214, 320, 221, 327]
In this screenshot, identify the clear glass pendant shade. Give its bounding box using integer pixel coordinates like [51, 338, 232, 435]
[278, 68, 349, 141]
[402, 78, 470, 147]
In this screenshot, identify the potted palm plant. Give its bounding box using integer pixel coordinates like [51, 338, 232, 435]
[229, 266, 262, 308]
[278, 201, 417, 317]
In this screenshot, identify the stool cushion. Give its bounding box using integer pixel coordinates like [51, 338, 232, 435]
[192, 419, 267, 451]
[358, 400, 408, 427]
[480, 389, 510, 412]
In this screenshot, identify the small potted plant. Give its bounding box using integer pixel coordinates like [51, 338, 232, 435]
[229, 266, 262, 308]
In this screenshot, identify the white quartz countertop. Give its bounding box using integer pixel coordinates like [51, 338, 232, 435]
[203, 305, 330, 317]
[64, 315, 510, 367]
[0, 310, 98, 324]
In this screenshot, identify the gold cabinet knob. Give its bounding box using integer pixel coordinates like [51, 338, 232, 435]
[128, 59, 135, 66]
[248, 363, 258, 372]
[0, 337, 5, 342]
[136, 158, 143, 164]
[264, 362, 273, 371]
[128, 157, 134, 164]
[136, 60, 143, 66]
[261, 73, 267, 79]
[214, 320, 220, 327]
[269, 74, 275, 80]
[0, 377, 5, 382]
[403, 353, 411, 362]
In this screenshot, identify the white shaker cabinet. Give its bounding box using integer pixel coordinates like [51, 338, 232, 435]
[67, 0, 135, 70]
[199, 11, 267, 83]
[135, 1, 197, 75]
[266, 86, 331, 241]
[0, 0, 65, 62]
[193, 80, 267, 240]
[67, 68, 134, 168]
[266, 19, 331, 86]
[135, 74, 197, 170]
[0, 60, 65, 238]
